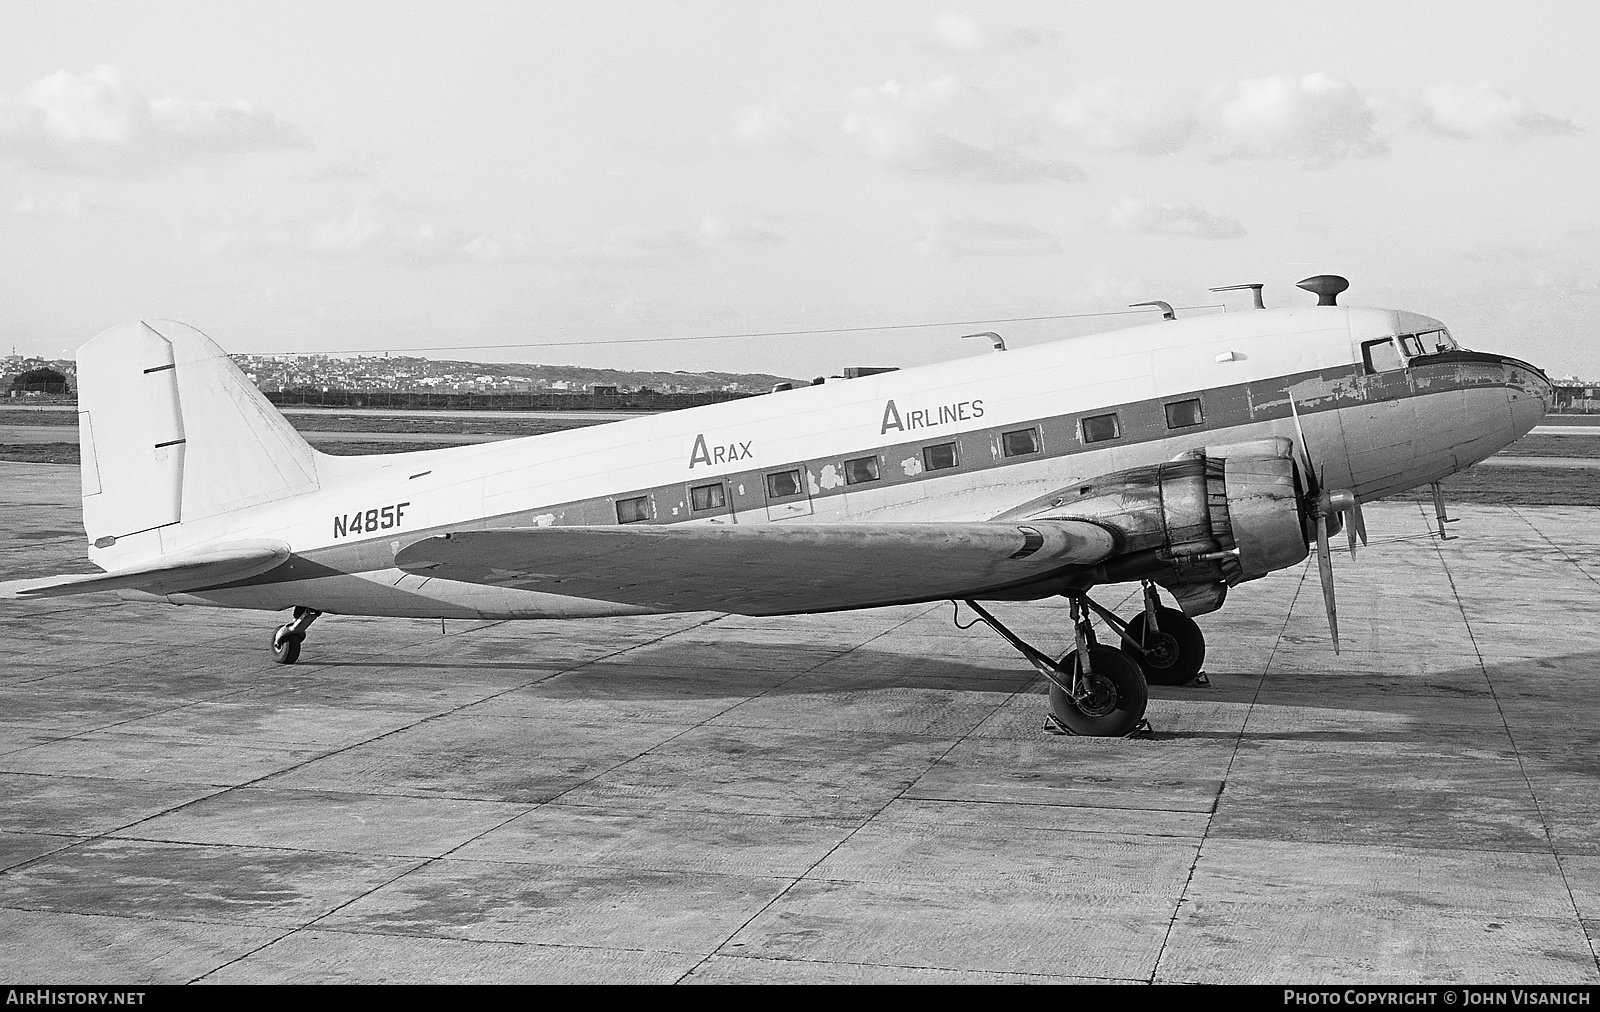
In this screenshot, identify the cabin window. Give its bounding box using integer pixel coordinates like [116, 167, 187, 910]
[1362, 337, 1403, 374]
[844, 455, 880, 484]
[1165, 398, 1203, 429]
[615, 495, 651, 523]
[1081, 412, 1120, 443]
[766, 469, 804, 499]
[923, 441, 959, 471]
[690, 483, 725, 512]
[1001, 428, 1040, 457]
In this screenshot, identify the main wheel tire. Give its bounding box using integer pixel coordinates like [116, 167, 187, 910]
[1047, 645, 1148, 737]
[1121, 607, 1205, 686]
[271, 627, 302, 665]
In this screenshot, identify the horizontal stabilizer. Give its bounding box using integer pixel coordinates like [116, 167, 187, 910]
[0, 541, 290, 600]
[394, 521, 1117, 615]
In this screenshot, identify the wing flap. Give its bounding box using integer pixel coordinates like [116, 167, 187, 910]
[394, 521, 1116, 615]
[0, 541, 291, 600]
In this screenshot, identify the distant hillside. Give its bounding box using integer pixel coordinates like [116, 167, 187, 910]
[232, 353, 801, 395]
[3, 352, 805, 397]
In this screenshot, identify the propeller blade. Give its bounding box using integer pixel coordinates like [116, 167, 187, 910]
[1288, 396, 1321, 498]
[1325, 489, 1367, 557]
[1315, 512, 1340, 654]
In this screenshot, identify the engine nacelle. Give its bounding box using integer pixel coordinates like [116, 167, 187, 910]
[996, 437, 1309, 613]
[1216, 442, 1313, 579]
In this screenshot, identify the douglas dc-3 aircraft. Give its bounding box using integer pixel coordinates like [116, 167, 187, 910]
[0, 276, 1551, 737]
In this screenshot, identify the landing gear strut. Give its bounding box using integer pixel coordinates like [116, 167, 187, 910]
[961, 596, 1150, 737]
[270, 606, 321, 665]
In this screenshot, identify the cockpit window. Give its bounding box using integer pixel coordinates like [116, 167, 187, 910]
[1398, 334, 1426, 359]
[1415, 329, 1457, 353]
[1362, 338, 1403, 374]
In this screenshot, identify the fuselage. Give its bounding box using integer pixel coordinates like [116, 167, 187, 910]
[151, 304, 1551, 619]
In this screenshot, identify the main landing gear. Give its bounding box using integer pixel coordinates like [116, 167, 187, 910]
[270, 606, 321, 665]
[960, 582, 1208, 737]
[1109, 583, 1207, 688]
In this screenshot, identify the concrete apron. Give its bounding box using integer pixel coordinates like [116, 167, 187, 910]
[0, 463, 1597, 983]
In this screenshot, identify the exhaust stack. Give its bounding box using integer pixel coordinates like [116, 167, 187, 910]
[1211, 283, 1266, 309]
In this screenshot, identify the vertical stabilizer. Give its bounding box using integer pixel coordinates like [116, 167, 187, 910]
[76, 321, 319, 567]
[146, 321, 319, 519]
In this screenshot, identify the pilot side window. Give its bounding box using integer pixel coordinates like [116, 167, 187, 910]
[1165, 398, 1203, 429]
[1081, 412, 1120, 443]
[1001, 428, 1040, 457]
[923, 441, 959, 471]
[1362, 338, 1404, 374]
[615, 495, 651, 523]
[1398, 334, 1426, 359]
[844, 455, 880, 484]
[690, 483, 725, 512]
[766, 469, 804, 499]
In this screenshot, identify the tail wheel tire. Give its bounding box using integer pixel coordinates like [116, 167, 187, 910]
[271, 628, 303, 665]
[1047, 645, 1149, 737]
[1122, 607, 1205, 686]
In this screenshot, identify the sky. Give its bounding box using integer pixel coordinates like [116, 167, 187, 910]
[1, 1, 1596, 379]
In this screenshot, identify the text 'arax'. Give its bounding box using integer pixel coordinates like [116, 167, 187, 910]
[689, 433, 753, 468]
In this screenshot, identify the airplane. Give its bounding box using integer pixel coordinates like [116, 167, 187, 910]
[0, 275, 1551, 738]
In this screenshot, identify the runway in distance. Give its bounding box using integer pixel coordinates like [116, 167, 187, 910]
[0, 275, 1552, 736]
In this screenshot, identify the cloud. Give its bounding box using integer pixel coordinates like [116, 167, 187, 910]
[10, 191, 93, 217]
[1197, 73, 1388, 168]
[1103, 198, 1245, 240]
[1049, 73, 1390, 167]
[915, 217, 1062, 257]
[697, 214, 784, 245]
[1462, 245, 1551, 264]
[1417, 82, 1578, 141]
[841, 77, 1083, 183]
[204, 195, 533, 266]
[935, 12, 987, 52]
[1053, 79, 1195, 156]
[932, 12, 1058, 52]
[0, 65, 303, 175]
[585, 213, 786, 263]
[733, 102, 813, 154]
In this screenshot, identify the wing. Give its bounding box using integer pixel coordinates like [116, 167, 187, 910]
[0, 541, 290, 600]
[394, 521, 1117, 615]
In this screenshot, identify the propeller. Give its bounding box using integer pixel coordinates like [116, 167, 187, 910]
[1287, 397, 1368, 654]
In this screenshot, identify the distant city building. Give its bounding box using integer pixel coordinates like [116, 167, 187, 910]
[1552, 382, 1600, 413]
[2, 359, 74, 397]
[842, 367, 899, 379]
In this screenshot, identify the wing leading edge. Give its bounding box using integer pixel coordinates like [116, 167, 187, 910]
[394, 521, 1118, 615]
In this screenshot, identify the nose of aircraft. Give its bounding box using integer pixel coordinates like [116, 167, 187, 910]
[1504, 355, 1552, 437]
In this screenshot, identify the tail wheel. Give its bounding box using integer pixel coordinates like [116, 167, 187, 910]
[1122, 607, 1205, 686]
[1048, 645, 1148, 737]
[271, 627, 302, 665]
